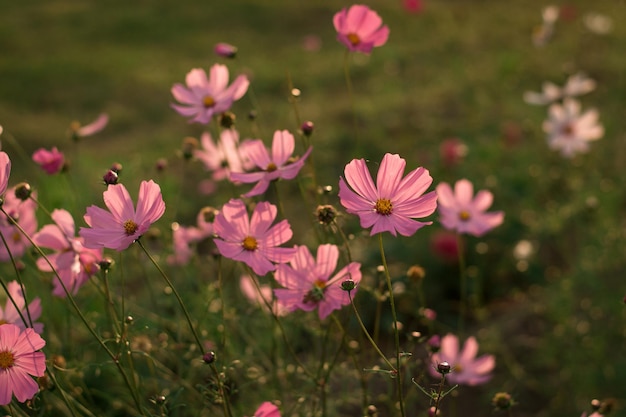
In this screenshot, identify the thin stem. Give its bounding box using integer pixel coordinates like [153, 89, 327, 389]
[456, 233, 467, 334]
[209, 362, 234, 417]
[342, 49, 359, 141]
[378, 233, 406, 417]
[137, 240, 205, 355]
[432, 373, 447, 416]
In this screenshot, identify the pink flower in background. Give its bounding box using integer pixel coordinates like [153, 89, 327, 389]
[213, 199, 296, 276]
[338, 153, 437, 237]
[167, 207, 216, 265]
[0, 151, 11, 196]
[214, 42, 238, 58]
[0, 187, 38, 261]
[436, 179, 504, 237]
[543, 98, 604, 158]
[274, 244, 361, 320]
[404, 0, 423, 13]
[430, 230, 460, 261]
[439, 138, 467, 167]
[0, 281, 43, 334]
[0, 324, 46, 405]
[230, 130, 312, 197]
[429, 333, 495, 386]
[32, 147, 65, 174]
[524, 73, 596, 105]
[80, 180, 165, 251]
[171, 64, 249, 124]
[195, 129, 253, 181]
[240, 275, 288, 316]
[70, 113, 109, 139]
[251, 402, 281, 417]
[33, 209, 102, 296]
[333, 4, 389, 53]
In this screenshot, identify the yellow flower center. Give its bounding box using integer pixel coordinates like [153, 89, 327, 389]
[12, 232, 21, 243]
[375, 198, 393, 216]
[561, 123, 575, 136]
[314, 279, 326, 289]
[453, 363, 463, 373]
[70, 121, 81, 132]
[203, 95, 216, 108]
[347, 33, 360, 46]
[458, 210, 471, 221]
[266, 162, 277, 172]
[242, 236, 258, 251]
[0, 319, 7, 325]
[123, 220, 138, 235]
[0, 350, 15, 370]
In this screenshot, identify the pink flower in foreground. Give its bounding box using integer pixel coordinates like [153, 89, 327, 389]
[0, 324, 46, 405]
[32, 147, 65, 175]
[0, 151, 11, 196]
[274, 244, 361, 320]
[80, 180, 165, 251]
[0, 281, 43, 334]
[171, 64, 249, 124]
[429, 333, 495, 386]
[33, 209, 102, 296]
[70, 113, 109, 139]
[436, 179, 504, 237]
[338, 153, 437, 237]
[213, 199, 296, 276]
[251, 402, 281, 417]
[0, 187, 38, 262]
[543, 98, 604, 158]
[333, 4, 390, 53]
[230, 130, 312, 197]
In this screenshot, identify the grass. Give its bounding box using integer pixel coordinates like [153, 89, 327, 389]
[1, 0, 625, 416]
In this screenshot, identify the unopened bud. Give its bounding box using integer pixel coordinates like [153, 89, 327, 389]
[182, 137, 199, 160]
[407, 265, 426, 282]
[103, 169, 118, 185]
[214, 42, 238, 58]
[219, 111, 236, 128]
[492, 392, 513, 410]
[99, 257, 114, 271]
[315, 205, 337, 225]
[203, 351, 216, 364]
[14, 183, 32, 201]
[301, 121, 314, 136]
[437, 361, 451, 375]
[341, 279, 356, 292]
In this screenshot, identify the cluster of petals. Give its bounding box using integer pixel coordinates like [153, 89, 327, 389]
[240, 275, 288, 317]
[171, 64, 249, 124]
[0, 323, 46, 405]
[32, 147, 65, 175]
[333, 4, 389, 53]
[251, 402, 281, 417]
[69, 113, 109, 139]
[0, 151, 11, 196]
[33, 209, 103, 296]
[0, 281, 43, 334]
[429, 333, 495, 386]
[542, 98, 604, 158]
[524, 73, 596, 105]
[230, 130, 312, 197]
[274, 244, 361, 320]
[194, 129, 253, 182]
[213, 199, 295, 276]
[168, 207, 216, 266]
[79, 180, 166, 251]
[0, 187, 38, 262]
[338, 153, 437, 237]
[436, 179, 504, 237]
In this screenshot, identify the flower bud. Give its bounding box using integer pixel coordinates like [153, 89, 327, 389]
[437, 361, 451, 375]
[315, 205, 337, 225]
[203, 351, 216, 364]
[155, 158, 168, 172]
[219, 111, 236, 128]
[14, 183, 32, 201]
[341, 279, 356, 292]
[492, 392, 513, 410]
[214, 42, 238, 58]
[103, 169, 119, 185]
[407, 265, 426, 282]
[301, 121, 314, 136]
[99, 257, 114, 272]
[182, 137, 199, 160]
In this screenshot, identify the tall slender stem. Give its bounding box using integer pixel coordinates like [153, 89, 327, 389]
[456, 234, 467, 334]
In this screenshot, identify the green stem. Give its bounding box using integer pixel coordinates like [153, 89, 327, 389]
[456, 233, 467, 334]
[343, 49, 359, 142]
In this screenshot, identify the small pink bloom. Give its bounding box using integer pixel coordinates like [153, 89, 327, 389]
[171, 64, 249, 124]
[72, 113, 109, 138]
[543, 98, 604, 158]
[439, 138, 467, 167]
[213, 199, 296, 276]
[214, 42, 237, 58]
[240, 275, 288, 316]
[0, 151, 11, 196]
[274, 244, 361, 320]
[333, 4, 389, 53]
[430, 230, 459, 261]
[0, 324, 46, 405]
[195, 129, 252, 181]
[167, 207, 216, 266]
[230, 130, 312, 197]
[33, 209, 102, 296]
[436, 179, 504, 237]
[0, 187, 37, 262]
[32, 147, 65, 175]
[79, 180, 166, 251]
[429, 333, 495, 386]
[0, 281, 43, 334]
[252, 402, 281, 417]
[338, 153, 437, 237]
[404, 0, 423, 13]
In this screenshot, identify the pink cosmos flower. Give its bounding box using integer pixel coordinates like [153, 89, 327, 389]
[333, 4, 390, 53]
[0, 187, 38, 262]
[240, 275, 288, 316]
[0, 151, 11, 196]
[79, 180, 166, 251]
[33, 209, 103, 296]
[194, 129, 253, 182]
[167, 207, 216, 266]
[436, 179, 504, 237]
[213, 199, 296, 276]
[251, 402, 281, 417]
[0, 323, 46, 405]
[0, 281, 43, 334]
[543, 98, 604, 158]
[32, 147, 65, 175]
[171, 64, 249, 124]
[524, 73, 596, 105]
[69, 113, 109, 140]
[274, 244, 361, 320]
[429, 333, 495, 386]
[230, 130, 312, 197]
[338, 153, 437, 237]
